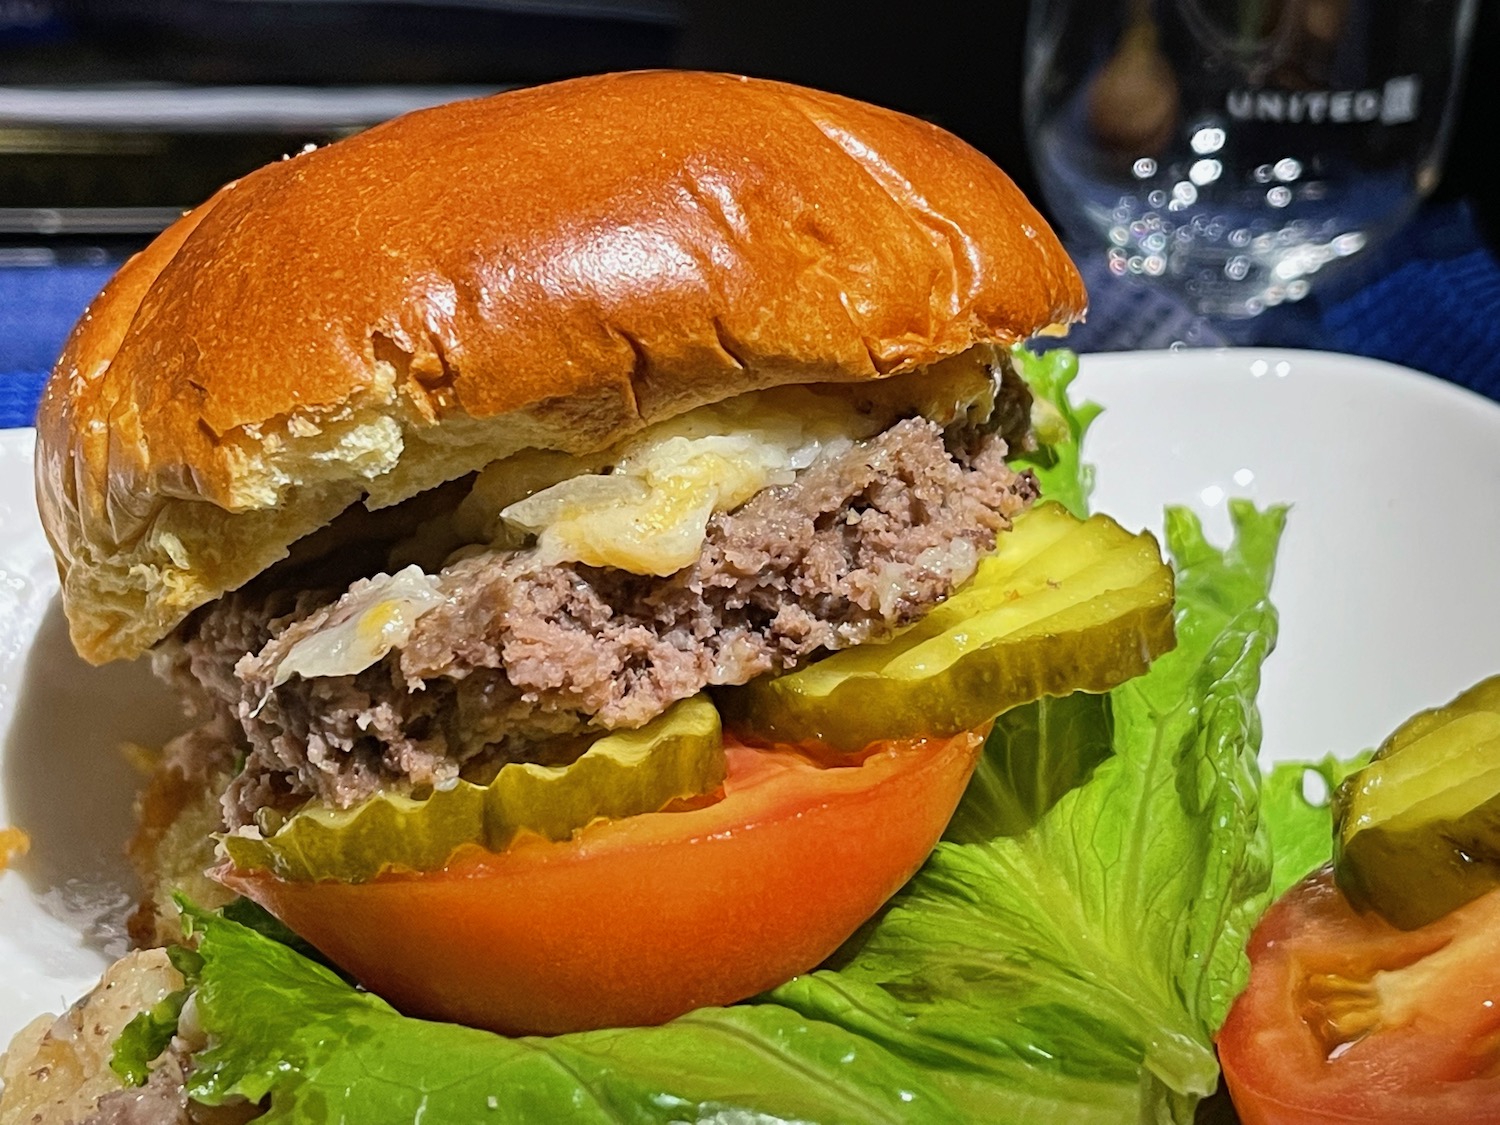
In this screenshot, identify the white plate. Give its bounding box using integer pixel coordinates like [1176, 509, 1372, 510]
[2, 347, 1499, 1047]
[0, 431, 185, 1040]
[1076, 349, 1500, 766]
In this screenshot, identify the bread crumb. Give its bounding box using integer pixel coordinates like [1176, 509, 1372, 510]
[0, 826, 29, 871]
[120, 740, 161, 776]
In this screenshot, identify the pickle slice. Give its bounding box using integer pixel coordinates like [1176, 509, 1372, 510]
[717, 504, 1176, 750]
[223, 694, 725, 883]
[1333, 675, 1500, 929]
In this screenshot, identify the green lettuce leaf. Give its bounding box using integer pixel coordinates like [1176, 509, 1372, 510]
[110, 988, 188, 1087]
[1261, 753, 1370, 897]
[944, 691, 1114, 842]
[185, 904, 992, 1124]
[182, 501, 1283, 1125]
[1010, 344, 1100, 519]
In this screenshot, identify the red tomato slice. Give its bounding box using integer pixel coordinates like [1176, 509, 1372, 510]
[1218, 865, 1500, 1125]
[219, 728, 983, 1036]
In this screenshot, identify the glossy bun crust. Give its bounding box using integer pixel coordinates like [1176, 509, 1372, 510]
[35, 70, 1086, 664]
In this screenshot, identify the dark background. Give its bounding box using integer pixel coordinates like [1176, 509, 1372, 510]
[1, 0, 1494, 247]
[676, 0, 1499, 249]
[680, 2, 1050, 198]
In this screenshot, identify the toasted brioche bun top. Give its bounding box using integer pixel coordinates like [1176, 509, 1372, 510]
[35, 70, 1086, 664]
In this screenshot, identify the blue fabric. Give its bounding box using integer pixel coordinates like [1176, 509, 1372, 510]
[2, 204, 1499, 429]
[1043, 200, 1500, 403]
[0, 370, 50, 429]
[0, 262, 117, 428]
[1323, 246, 1500, 403]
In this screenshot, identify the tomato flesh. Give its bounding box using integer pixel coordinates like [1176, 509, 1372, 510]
[1218, 865, 1500, 1125]
[219, 729, 982, 1036]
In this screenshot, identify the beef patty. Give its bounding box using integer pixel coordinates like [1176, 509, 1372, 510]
[160, 414, 1038, 828]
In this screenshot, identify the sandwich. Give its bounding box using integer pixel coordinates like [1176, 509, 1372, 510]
[4, 69, 1178, 1121]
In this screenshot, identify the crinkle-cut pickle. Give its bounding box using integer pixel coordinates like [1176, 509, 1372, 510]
[1333, 674, 1500, 930]
[717, 503, 1177, 751]
[222, 694, 725, 883]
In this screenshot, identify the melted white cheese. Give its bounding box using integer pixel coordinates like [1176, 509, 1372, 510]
[499, 395, 861, 575]
[493, 353, 998, 577]
[273, 565, 446, 686]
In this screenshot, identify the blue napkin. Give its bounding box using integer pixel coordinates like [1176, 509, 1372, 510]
[3, 203, 1499, 429]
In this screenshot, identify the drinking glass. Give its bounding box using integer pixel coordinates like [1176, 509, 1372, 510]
[1025, 0, 1478, 322]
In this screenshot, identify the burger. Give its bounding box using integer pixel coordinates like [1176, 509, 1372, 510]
[5, 69, 1177, 1120]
